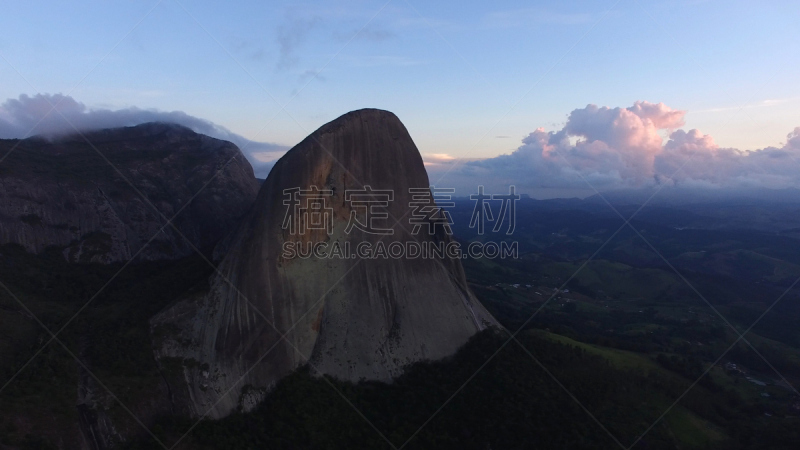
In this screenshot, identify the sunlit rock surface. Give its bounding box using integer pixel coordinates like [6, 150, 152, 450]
[151, 109, 498, 418]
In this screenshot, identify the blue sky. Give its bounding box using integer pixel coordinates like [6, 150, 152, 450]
[1, 0, 798, 194]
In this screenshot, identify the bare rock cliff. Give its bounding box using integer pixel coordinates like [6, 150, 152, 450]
[0, 123, 260, 263]
[151, 109, 498, 419]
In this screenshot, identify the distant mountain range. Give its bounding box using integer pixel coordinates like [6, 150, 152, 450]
[585, 186, 800, 206]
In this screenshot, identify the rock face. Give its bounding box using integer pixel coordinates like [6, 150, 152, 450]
[0, 123, 260, 263]
[152, 109, 497, 418]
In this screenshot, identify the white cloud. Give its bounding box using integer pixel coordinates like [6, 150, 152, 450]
[0, 93, 288, 178]
[422, 153, 456, 166]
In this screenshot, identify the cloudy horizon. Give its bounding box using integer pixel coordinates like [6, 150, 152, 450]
[428, 101, 800, 197]
[2, 93, 798, 197]
[2, 1, 797, 168]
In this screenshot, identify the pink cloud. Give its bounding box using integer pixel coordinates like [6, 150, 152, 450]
[423, 153, 457, 166]
[559, 101, 686, 182]
[440, 101, 800, 193]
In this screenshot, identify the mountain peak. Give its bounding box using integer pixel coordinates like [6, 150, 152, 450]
[151, 109, 498, 418]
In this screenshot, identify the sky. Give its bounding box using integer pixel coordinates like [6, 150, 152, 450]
[0, 0, 798, 196]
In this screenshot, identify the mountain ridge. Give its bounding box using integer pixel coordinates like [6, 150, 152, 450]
[0, 122, 260, 263]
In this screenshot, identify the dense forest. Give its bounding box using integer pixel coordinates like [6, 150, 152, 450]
[3, 199, 800, 449]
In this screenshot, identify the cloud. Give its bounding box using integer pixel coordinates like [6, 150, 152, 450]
[423, 153, 456, 167]
[276, 17, 320, 70]
[0, 93, 288, 178]
[428, 101, 800, 196]
[298, 69, 326, 83]
[655, 127, 800, 189]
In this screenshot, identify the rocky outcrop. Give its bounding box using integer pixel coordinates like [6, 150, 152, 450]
[0, 123, 260, 263]
[151, 109, 497, 419]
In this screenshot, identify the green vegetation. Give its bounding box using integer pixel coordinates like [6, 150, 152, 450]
[131, 330, 709, 449]
[0, 244, 213, 448]
[125, 325, 798, 450]
[3, 198, 800, 449]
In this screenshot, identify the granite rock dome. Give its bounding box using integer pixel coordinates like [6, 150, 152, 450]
[151, 109, 498, 418]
